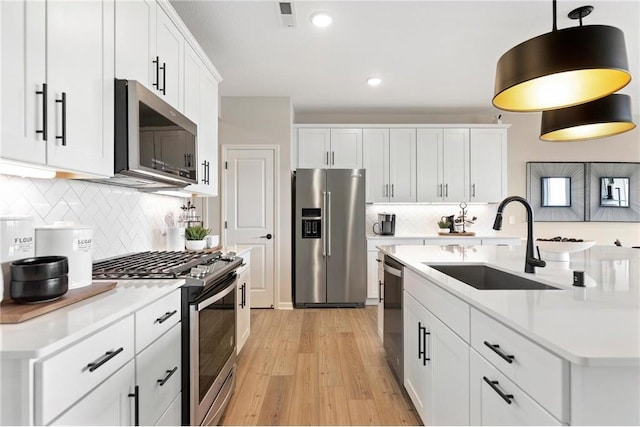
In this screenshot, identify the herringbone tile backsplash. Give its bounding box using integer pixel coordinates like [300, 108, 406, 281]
[0, 174, 184, 260]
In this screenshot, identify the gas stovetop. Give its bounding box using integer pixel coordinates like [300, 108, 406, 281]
[92, 250, 237, 281]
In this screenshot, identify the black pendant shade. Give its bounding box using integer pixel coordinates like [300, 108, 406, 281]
[493, 25, 631, 112]
[540, 94, 636, 141]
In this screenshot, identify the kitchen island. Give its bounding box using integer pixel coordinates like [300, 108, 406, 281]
[379, 244, 639, 425]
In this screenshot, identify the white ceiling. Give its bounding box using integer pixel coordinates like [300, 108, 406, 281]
[171, 1, 640, 116]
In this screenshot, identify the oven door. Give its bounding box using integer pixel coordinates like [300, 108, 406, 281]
[189, 273, 238, 425]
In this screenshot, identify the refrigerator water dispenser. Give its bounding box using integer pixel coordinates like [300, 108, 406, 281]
[301, 208, 321, 239]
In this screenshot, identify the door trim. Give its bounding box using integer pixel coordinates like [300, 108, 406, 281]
[221, 144, 280, 309]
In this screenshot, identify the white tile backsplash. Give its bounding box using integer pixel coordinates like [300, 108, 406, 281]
[366, 203, 499, 235]
[0, 175, 185, 260]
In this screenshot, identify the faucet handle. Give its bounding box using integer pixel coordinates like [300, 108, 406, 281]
[536, 245, 542, 260]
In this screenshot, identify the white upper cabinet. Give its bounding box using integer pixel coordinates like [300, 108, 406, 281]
[115, 0, 184, 111]
[297, 128, 362, 169]
[115, 0, 156, 88]
[416, 128, 443, 202]
[330, 128, 363, 168]
[469, 128, 507, 203]
[442, 129, 470, 202]
[363, 128, 415, 202]
[363, 128, 390, 202]
[389, 129, 417, 202]
[156, 6, 184, 110]
[1, 0, 114, 177]
[183, 44, 219, 197]
[1, 0, 47, 165]
[46, 0, 114, 177]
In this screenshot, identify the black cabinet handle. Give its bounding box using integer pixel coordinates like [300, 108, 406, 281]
[87, 347, 124, 372]
[152, 56, 160, 90]
[206, 161, 210, 185]
[155, 310, 177, 324]
[375, 258, 382, 263]
[35, 83, 47, 140]
[242, 283, 247, 308]
[202, 160, 210, 185]
[160, 62, 166, 95]
[55, 92, 66, 146]
[483, 376, 514, 405]
[422, 328, 431, 365]
[157, 366, 178, 386]
[378, 280, 383, 303]
[128, 385, 139, 426]
[418, 322, 425, 361]
[484, 341, 515, 364]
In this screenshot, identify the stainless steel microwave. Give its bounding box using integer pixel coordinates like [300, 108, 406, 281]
[110, 79, 197, 189]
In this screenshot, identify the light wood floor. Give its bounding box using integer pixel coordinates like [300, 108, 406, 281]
[220, 307, 421, 426]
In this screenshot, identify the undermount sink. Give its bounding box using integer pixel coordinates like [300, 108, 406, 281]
[425, 264, 560, 291]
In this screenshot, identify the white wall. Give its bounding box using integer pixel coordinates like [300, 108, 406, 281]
[217, 97, 293, 308]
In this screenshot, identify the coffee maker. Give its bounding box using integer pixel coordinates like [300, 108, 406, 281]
[373, 212, 396, 235]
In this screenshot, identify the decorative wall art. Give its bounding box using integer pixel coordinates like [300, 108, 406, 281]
[527, 162, 585, 221]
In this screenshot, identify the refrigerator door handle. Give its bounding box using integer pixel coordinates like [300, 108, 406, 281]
[327, 192, 332, 256]
[322, 191, 327, 256]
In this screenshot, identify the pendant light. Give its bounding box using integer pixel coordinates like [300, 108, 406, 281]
[540, 93, 636, 141]
[493, 1, 631, 112]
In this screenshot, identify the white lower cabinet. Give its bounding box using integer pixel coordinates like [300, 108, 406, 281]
[470, 349, 561, 426]
[403, 290, 469, 425]
[155, 393, 182, 426]
[50, 360, 135, 426]
[236, 253, 251, 353]
[136, 323, 181, 426]
[376, 250, 384, 341]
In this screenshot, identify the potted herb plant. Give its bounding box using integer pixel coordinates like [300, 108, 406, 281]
[184, 225, 211, 251]
[437, 218, 451, 233]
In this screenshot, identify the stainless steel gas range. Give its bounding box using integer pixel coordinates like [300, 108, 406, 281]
[92, 250, 244, 426]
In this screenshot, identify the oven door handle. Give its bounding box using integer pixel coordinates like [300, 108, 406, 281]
[195, 273, 238, 311]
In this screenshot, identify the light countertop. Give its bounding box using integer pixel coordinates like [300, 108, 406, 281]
[0, 279, 184, 359]
[367, 233, 522, 240]
[379, 244, 640, 367]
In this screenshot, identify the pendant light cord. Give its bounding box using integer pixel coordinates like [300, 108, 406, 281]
[552, 0, 558, 31]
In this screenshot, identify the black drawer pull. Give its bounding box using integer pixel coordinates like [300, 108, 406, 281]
[155, 310, 177, 324]
[152, 56, 160, 90]
[483, 376, 514, 405]
[157, 366, 178, 386]
[87, 347, 124, 372]
[484, 341, 515, 363]
[160, 62, 166, 95]
[55, 92, 66, 146]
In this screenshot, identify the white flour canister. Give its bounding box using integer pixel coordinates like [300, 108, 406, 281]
[35, 223, 93, 289]
[0, 216, 35, 301]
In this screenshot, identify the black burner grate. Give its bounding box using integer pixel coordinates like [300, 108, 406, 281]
[92, 251, 221, 280]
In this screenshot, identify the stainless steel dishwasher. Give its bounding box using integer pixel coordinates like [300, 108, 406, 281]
[383, 255, 404, 382]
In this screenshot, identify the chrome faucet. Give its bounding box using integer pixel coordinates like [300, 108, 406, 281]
[493, 196, 546, 274]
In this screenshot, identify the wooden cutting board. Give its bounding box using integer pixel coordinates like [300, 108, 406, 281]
[438, 231, 476, 236]
[0, 282, 117, 324]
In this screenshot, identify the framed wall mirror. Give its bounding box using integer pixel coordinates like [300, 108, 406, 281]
[527, 162, 585, 221]
[600, 177, 630, 207]
[587, 163, 639, 221]
[541, 177, 572, 207]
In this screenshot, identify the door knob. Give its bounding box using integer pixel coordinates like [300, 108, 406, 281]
[260, 233, 273, 239]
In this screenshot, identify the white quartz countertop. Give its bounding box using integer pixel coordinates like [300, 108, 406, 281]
[380, 244, 640, 367]
[367, 233, 521, 240]
[0, 279, 184, 359]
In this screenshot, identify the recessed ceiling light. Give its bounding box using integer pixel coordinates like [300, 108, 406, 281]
[310, 12, 332, 27]
[367, 77, 382, 86]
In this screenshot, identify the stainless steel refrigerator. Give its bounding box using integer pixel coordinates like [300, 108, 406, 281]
[293, 169, 366, 307]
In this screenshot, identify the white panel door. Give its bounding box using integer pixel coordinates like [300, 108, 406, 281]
[389, 128, 416, 202]
[0, 0, 46, 164]
[156, 6, 183, 110]
[363, 128, 389, 202]
[114, 0, 156, 87]
[330, 128, 363, 168]
[298, 128, 330, 168]
[46, 0, 114, 177]
[443, 129, 469, 202]
[470, 128, 507, 203]
[224, 148, 275, 308]
[417, 129, 444, 202]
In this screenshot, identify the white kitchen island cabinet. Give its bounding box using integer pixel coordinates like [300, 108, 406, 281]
[297, 128, 363, 169]
[381, 244, 640, 426]
[363, 128, 416, 203]
[1, 0, 114, 177]
[236, 253, 251, 353]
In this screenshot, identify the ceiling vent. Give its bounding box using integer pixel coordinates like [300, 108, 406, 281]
[276, 2, 296, 28]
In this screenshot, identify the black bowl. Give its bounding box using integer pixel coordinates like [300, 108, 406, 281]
[10, 256, 68, 282]
[10, 275, 69, 304]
